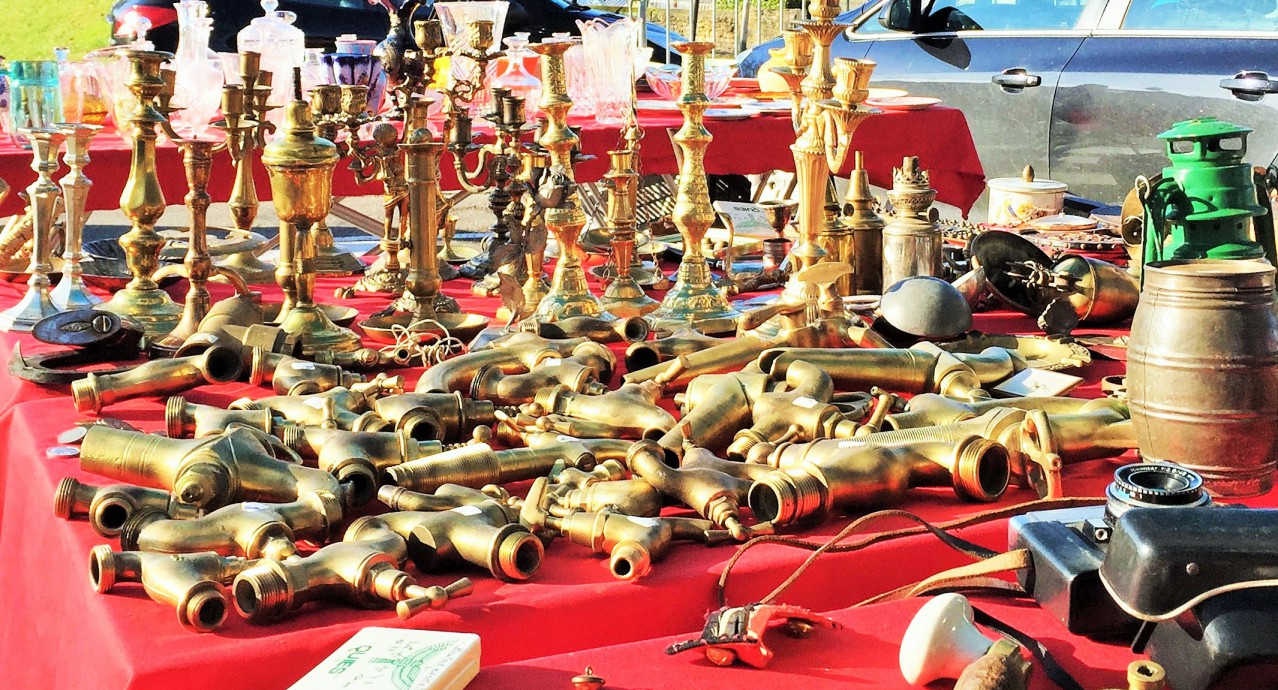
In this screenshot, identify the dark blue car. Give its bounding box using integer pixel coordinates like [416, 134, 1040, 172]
[739, 0, 1278, 205]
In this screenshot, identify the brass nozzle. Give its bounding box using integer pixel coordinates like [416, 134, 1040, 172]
[556, 510, 721, 580]
[628, 440, 753, 540]
[166, 396, 274, 439]
[72, 347, 243, 413]
[54, 477, 200, 537]
[90, 545, 249, 633]
[250, 347, 363, 396]
[552, 478, 664, 517]
[533, 381, 675, 439]
[748, 436, 1010, 526]
[386, 442, 596, 493]
[373, 392, 498, 443]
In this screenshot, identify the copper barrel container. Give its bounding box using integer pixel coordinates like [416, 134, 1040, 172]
[1128, 260, 1278, 496]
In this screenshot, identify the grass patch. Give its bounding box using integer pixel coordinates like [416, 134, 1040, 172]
[0, 0, 116, 61]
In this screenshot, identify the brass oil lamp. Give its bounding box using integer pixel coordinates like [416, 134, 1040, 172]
[0, 128, 66, 332]
[99, 49, 184, 339]
[262, 89, 361, 355]
[50, 123, 103, 311]
[646, 42, 739, 335]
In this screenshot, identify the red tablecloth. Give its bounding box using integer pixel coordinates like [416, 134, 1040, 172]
[0, 105, 986, 218]
[0, 257, 1233, 690]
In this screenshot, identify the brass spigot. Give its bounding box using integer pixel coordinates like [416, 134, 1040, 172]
[172, 293, 266, 359]
[166, 396, 275, 438]
[90, 545, 249, 633]
[350, 501, 544, 582]
[550, 478, 663, 518]
[386, 441, 597, 493]
[54, 477, 200, 537]
[249, 348, 364, 396]
[372, 392, 498, 443]
[232, 518, 472, 622]
[757, 346, 1023, 401]
[279, 426, 443, 505]
[471, 357, 608, 406]
[550, 460, 629, 490]
[681, 447, 775, 482]
[80, 425, 342, 511]
[519, 315, 652, 344]
[533, 381, 676, 439]
[120, 491, 344, 561]
[378, 484, 510, 512]
[71, 346, 243, 413]
[522, 432, 635, 464]
[416, 333, 595, 392]
[623, 327, 726, 372]
[232, 387, 391, 432]
[656, 371, 773, 457]
[647, 42, 740, 335]
[725, 360, 854, 459]
[628, 440, 753, 540]
[749, 437, 1011, 526]
[885, 394, 1124, 430]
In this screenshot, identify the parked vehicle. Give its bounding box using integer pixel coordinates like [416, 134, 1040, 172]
[109, 0, 686, 58]
[739, 0, 1278, 206]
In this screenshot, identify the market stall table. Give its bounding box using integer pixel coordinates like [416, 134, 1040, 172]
[0, 104, 985, 218]
[0, 257, 1214, 690]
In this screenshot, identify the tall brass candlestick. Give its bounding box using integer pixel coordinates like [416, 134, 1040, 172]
[50, 123, 103, 310]
[263, 99, 361, 355]
[0, 128, 66, 332]
[528, 40, 609, 322]
[599, 149, 658, 318]
[646, 42, 740, 335]
[99, 50, 184, 339]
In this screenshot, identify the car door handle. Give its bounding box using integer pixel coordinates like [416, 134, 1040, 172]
[1220, 71, 1278, 101]
[992, 68, 1042, 92]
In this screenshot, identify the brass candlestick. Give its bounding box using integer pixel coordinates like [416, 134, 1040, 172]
[262, 98, 361, 355]
[151, 139, 254, 355]
[590, 119, 667, 288]
[50, 123, 103, 311]
[646, 42, 740, 335]
[216, 53, 278, 284]
[348, 121, 410, 295]
[306, 84, 365, 276]
[0, 128, 65, 332]
[99, 50, 184, 339]
[600, 149, 658, 317]
[528, 40, 609, 322]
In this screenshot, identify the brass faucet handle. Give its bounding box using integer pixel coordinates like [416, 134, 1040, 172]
[519, 477, 553, 532]
[395, 577, 474, 619]
[1019, 410, 1064, 499]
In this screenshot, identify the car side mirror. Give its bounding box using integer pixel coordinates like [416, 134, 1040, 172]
[880, 0, 929, 32]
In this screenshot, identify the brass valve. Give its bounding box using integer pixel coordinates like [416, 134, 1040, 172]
[80, 425, 343, 511]
[656, 372, 773, 458]
[884, 394, 1121, 430]
[171, 293, 265, 359]
[377, 484, 510, 512]
[120, 491, 345, 561]
[471, 357, 608, 406]
[724, 360, 857, 460]
[71, 346, 244, 413]
[54, 477, 201, 537]
[373, 391, 498, 443]
[533, 381, 676, 439]
[230, 387, 390, 432]
[550, 460, 629, 490]
[749, 436, 1010, 526]
[385, 441, 596, 493]
[90, 545, 250, 633]
[278, 426, 443, 506]
[249, 347, 364, 396]
[166, 395, 275, 438]
[628, 440, 754, 540]
[551, 478, 664, 518]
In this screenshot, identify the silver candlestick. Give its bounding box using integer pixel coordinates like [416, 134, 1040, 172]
[50, 123, 104, 310]
[0, 128, 66, 332]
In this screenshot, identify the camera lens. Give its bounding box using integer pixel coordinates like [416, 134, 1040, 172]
[1104, 463, 1211, 525]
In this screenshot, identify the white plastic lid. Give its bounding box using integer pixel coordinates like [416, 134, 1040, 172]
[988, 165, 1067, 194]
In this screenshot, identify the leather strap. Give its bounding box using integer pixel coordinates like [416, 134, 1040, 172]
[856, 549, 1032, 606]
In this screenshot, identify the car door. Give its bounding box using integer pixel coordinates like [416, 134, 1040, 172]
[1053, 0, 1278, 204]
[859, 0, 1105, 180]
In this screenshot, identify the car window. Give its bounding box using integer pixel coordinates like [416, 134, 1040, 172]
[1123, 0, 1278, 31]
[864, 0, 1094, 33]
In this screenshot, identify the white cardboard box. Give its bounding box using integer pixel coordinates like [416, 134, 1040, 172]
[289, 627, 480, 690]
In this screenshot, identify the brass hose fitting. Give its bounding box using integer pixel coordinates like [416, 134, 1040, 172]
[471, 358, 608, 406]
[120, 491, 344, 560]
[166, 396, 274, 438]
[54, 477, 200, 537]
[533, 381, 676, 439]
[349, 502, 544, 582]
[231, 387, 390, 432]
[378, 484, 510, 512]
[90, 545, 249, 633]
[71, 346, 243, 413]
[250, 347, 364, 396]
[551, 478, 663, 517]
[628, 440, 753, 540]
[416, 332, 591, 392]
[232, 518, 471, 622]
[279, 426, 442, 506]
[373, 392, 498, 443]
[884, 394, 1124, 430]
[519, 315, 651, 343]
[385, 442, 597, 493]
[748, 437, 1011, 526]
[623, 326, 726, 372]
[80, 425, 343, 511]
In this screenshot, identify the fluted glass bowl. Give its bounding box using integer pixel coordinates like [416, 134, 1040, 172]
[644, 63, 737, 101]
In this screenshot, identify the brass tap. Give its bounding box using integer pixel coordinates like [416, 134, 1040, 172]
[90, 545, 249, 632]
[885, 394, 1124, 430]
[280, 426, 442, 505]
[624, 334, 775, 389]
[628, 440, 754, 540]
[749, 436, 1011, 526]
[471, 357, 608, 406]
[522, 432, 635, 464]
[725, 360, 864, 459]
[231, 387, 390, 432]
[166, 396, 274, 439]
[80, 425, 343, 511]
[657, 372, 774, 457]
[757, 346, 1023, 401]
[349, 501, 543, 582]
[232, 517, 471, 622]
[385, 441, 596, 493]
[533, 381, 675, 439]
[519, 315, 651, 344]
[373, 392, 498, 443]
[250, 348, 364, 396]
[680, 447, 775, 482]
[550, 460, 629, 489]
[551, 478, 663, 518]
[120, 491, 344, 561]
[378, 484, 510, 512]
[54, 477, 200, 537]
[623, 326, 726, 372]
[172, 293, 266, 359]
[71, 346, 243, 413]
[416, 333, 595, 392]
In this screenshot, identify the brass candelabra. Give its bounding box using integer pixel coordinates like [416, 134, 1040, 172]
[0, 128, 65, 332]
[215, 52, 278, 284]
[50, 123, 103, 311]
[646, 42, 740, 335]
[305, 84, 366, 276]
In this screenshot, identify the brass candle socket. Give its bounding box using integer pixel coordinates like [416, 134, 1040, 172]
[647, 42, 740, 335]
[50, 123, 103, 310]
[0, 128, 66, 332]
[99, 49, 184, 338]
